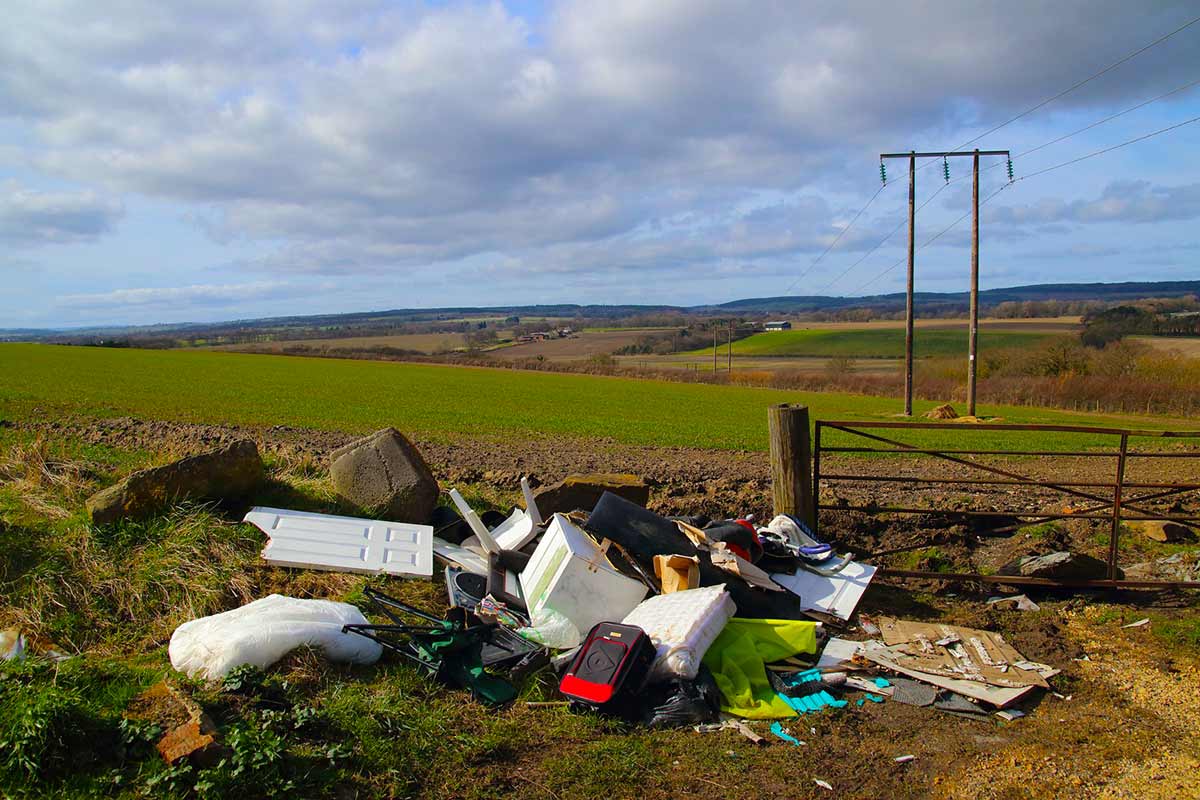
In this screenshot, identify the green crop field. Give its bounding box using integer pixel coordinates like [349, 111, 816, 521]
[690, 328, 1052, 358]
[0, 344, 1187, 452]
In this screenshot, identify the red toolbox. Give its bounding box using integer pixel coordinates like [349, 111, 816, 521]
[559, 622, 655, 709]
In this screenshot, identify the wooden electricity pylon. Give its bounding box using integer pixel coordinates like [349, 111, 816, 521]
[880, 149, 1009, 416]
[727, 321, 733, 374]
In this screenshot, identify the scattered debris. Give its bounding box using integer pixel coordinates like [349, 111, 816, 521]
[126, 681, 222, 766]
[769, 721, 803, 746]
[622, 584, 735, 681]
[343, 588, 518, 705]
[559, 622, 657, 716]
[730, 719, 767, 745]
[998, 550, 1118, 581]
[814, 778, 834, 791]
[533, 472, 649, 517]
[702, 618, 820, 718]
[330, 428, 439, 523]
[87, 439, 262, 524]
[771, 559, 876, 620]
[169, 594, 382, 680]
[519, 513, 648, 647]
[986, 594, 1041, 612]
[244, 506, 435, 577]
[654, 554, 701, 594]
[1125, 552, 1200, 583]
[887, 677, 937, 707]
[1121, 618, 1150, 629]
[815, 637, 862, 671]
[894, 754, 916, 763]
[0, 629, 26, 661]
[995, 709, 1025, 721]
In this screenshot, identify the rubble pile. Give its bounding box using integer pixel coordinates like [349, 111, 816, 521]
[126, 427, 1068, 750]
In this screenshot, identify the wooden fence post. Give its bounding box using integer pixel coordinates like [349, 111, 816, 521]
[768, 404, 814, 526]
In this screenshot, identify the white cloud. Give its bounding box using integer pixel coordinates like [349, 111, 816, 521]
[56, 281, 305, 310]
[1, 0, 1198, 322]
[0, 180, 123, 247]
[987, 180, 1200, 226]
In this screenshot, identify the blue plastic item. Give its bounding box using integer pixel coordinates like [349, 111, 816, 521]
[774, 668, 849, 714]
[873, 677, 891, 689]
[769, 721, 803, 746]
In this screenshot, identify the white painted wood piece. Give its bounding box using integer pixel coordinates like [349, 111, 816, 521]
[244, 507, 434, 577]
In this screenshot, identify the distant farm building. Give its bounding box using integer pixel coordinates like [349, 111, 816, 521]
[764, 321, 792, 331]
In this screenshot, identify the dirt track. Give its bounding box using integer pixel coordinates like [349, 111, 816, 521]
[22, 415, 1199, 579]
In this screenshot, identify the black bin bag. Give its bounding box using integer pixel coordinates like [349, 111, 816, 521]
[586, 492, 806, 619]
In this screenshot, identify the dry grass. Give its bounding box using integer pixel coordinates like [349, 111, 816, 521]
[0, 437, 91, 520]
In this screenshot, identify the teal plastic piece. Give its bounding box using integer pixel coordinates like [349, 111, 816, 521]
[873, 677, 891, 689]
[776, 690, 847, 715]
[865, 693, 884, 703]
[769, 721, 802, 746]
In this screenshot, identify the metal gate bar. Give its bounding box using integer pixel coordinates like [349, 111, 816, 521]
[813, 420, 1200, 590]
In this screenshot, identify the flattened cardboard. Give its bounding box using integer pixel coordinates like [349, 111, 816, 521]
[876, 617, 1049, 689]
[860, 641, 1035, 708]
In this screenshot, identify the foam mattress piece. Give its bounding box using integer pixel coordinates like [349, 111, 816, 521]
[622, 584, 736, 682]
[169, 594, 382, 681]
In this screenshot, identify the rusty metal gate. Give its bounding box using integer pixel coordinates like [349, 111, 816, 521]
[812, 420, 1200, 589]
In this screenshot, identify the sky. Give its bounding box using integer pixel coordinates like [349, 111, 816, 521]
[2, 0, 1199, 329]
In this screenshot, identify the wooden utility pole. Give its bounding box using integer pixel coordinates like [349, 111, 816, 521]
[968, 149, 981, 416]
[712, 324, 718, 372]
[880, 149, 1009, 417]
[905, 152, 916, 416]
[768, 404, 814, 527]
[727, 321, 733, 373]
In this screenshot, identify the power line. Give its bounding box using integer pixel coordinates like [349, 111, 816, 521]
[1014, 75, 1200, 161]
[916, 13, 1200, 175]
[856, 111, 1200, 291]
[1015, 114, 1200, 181]
[946, 74, 1200, 185]
[857, 183, 1011, 291]
[816, 181, 950, 293]
[784, 178, 893, 292]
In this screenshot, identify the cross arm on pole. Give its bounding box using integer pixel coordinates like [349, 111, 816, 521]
[880, 150, 1010, 159]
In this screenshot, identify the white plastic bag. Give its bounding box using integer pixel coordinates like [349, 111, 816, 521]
[516, 607, 582, 650]
[622, 584, 735, 682]
[168, 594, 382, 681]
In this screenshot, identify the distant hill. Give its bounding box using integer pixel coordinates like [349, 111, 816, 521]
[4, 279, 1198, 340]
[711, 280, 1200, 314]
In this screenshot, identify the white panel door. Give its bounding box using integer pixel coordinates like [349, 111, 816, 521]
[244, 507, 434, 577]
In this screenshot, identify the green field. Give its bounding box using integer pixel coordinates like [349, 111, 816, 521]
[0, 344, 1187, 452]
[693, 328, 1052, 358]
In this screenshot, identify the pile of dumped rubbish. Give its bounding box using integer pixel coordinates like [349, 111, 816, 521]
[157, 429, 1060, 750]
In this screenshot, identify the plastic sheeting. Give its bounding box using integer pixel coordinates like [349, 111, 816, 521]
[701, 617, 820, 719]
[169, 594, 383, 681]
[621, 584, 735, 682]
